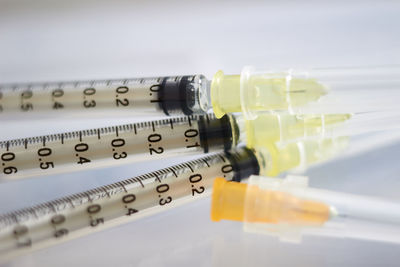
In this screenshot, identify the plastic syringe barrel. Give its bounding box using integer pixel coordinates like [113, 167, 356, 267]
[0, 74, 210, 119]
[0, 114, 237, 180]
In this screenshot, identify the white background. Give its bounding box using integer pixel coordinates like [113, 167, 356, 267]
[1, 0, 400, 266]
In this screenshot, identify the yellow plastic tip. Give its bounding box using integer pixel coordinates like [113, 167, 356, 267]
[210, 70, 242, 119]
[210, 70, 226, 118]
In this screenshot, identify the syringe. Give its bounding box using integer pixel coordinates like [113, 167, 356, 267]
[211, 175, 400, 244]
[0, 147, 260, 261]
[0, 113, 351, 180]
[1, 66, 398, 119]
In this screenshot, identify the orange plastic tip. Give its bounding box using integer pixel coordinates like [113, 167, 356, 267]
[211, 177, 330, 225]
[211, 178, 247, 222]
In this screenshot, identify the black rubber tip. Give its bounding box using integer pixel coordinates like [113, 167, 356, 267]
[158, 76, 196, 116]
[226, 148, 260, 182]
[198, 115, 233, 153]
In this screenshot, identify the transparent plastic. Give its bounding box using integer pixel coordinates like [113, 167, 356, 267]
[234, 113, 351, 145]
[234, 111, 400, 145]
[211, 175, 400, 244]
[211, 66, 400, 119]
[253, 137, 349, 176]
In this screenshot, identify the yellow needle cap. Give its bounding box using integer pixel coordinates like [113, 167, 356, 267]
[210, 67, 328, 119]
[244, 113, 352, 148]
[252, 136, 349, 177]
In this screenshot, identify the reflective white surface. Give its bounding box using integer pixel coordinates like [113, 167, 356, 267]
[1, 0, 400, 266]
